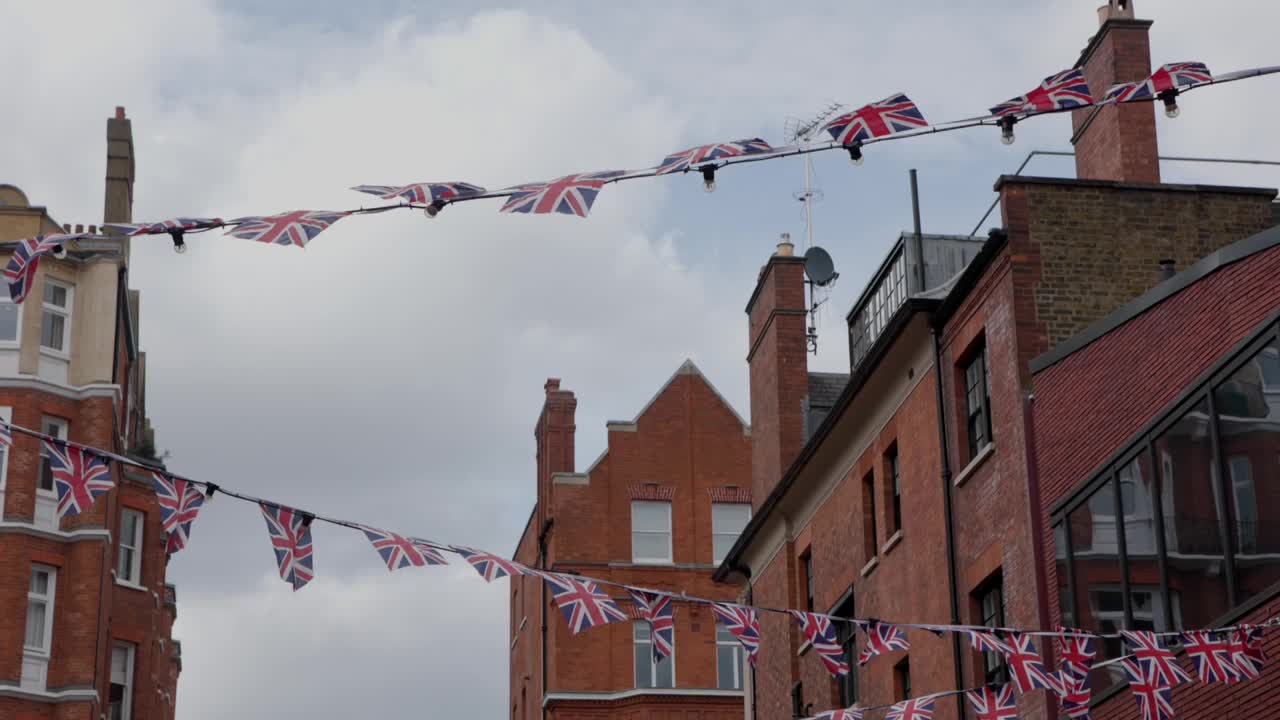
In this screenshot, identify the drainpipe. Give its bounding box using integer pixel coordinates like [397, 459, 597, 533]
[1023, 394, 1060, 720]
[930, 326, 965, 719]
[538, 519, 553, 720]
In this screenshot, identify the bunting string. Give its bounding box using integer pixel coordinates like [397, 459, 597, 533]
[5, 62, 1280, 304]
[2, 411, 1275, 720]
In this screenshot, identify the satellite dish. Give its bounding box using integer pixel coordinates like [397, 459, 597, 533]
[804, 246, 838, 287]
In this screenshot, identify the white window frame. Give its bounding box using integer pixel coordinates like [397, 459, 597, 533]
[25, 565, 56, 656]
[633, 621, 675, 689]
[37, 416, 68, 496]
[630, 501, 673, 564]
[0, 290, 21, 348]
[716, 623, 743, 690]
[0, 406, 12, 496]
[39, 279, 72, 357]
[110, 641, 136, 720]
[712, 503, 751, 565]
[117, 508, 144, 588]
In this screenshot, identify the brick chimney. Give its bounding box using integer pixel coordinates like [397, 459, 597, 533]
[534, 378, 577, 544]
[1071, 1, 1160, 183]
[745, 236, 809, 511]
[104, 106, 135, 225]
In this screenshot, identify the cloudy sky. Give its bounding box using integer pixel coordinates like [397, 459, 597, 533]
[2, 1, 1278, 717]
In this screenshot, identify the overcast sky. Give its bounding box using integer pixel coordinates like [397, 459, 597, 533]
[2, 1, 1279, 717]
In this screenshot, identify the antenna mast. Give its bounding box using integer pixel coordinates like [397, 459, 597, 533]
[785, 103, 843, 252]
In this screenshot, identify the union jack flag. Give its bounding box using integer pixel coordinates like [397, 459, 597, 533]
[989, 69, 1093, 117]
[1181, 630, 1242, 683]
[1122, 658, 1176, 720]
[543, 572, 627, 634]
[857, 620, 909, 667]
[0, 419, 12, 449]
[451, 546, 529, 582]
[150, 472, 205, 554]
[259, 503, 315, 591]
[1001, 632, 1060, 694]
[1228, 624, 1267, 681]
[226, 210, 350, 248]
[790, 611, 850, 676]
[711, 602, 761, 668]
[5, 234, 80, 303]
[824, 94, 928, 146]
[967, 629, 1009, 654]
[885, 696, 935, 720]
[809, 707, 865, 720]
[655, 138, 773, 175]
[498, 171, 625, 218]
[1106, 62, 1213, 102]
[45, 439, 113, 518]
[103, 218, 225, 236]
[1057, 628, 1097, 676]
[628, 589, 676, 662]
[965, 684, 1018, 720]
[1120, 630, 1190, 687]
[1055, 668, 1092, 720]
[360, 526, 448, 571]
[351, 182, 486, 205]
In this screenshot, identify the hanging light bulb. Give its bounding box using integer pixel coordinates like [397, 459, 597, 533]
[1161, 92, 1180, 118]
[169, 230, 187, 254]
[999, 118, 1016, 145]
[51, 244, 67, 260]
[847, 144, 864, 165]
[203, 482, 219, 501]
[700, 165, 716, 193]
[424, 201, 444, 218]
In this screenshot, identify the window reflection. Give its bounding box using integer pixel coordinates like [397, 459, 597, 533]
[1156, 398, 1231, 628]
[1215, 338, 1280, 606]
[1068, 481, 1122, 694]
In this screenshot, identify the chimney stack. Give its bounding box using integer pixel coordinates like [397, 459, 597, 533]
[534, 378, 577, 546]
[745, 238, 809, 510]
[104, 106, 135, 225]
[1070, 1, 1160, 184]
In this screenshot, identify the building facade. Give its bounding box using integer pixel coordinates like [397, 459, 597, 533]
[716, 3, 1279, 719]
[510, 363, 751, 720]
[1032, 225, 1280, 716]
[0, 108, 180, 720]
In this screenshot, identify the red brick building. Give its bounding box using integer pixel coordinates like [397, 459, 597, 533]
[716, 3, 1278, 719]
[509, 362, 753, 720]
[1031, 216, 1280, 714]
[0, 110, 179, 720]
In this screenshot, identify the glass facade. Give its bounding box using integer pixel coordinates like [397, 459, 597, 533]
[1054, 327, 1280, 700]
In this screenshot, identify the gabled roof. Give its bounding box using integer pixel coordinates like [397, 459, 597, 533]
[605, 358, 749, 432]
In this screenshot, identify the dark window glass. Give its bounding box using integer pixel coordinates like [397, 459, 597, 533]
[888, 447, 902, 534]
[862, 472, 878, 560]
[834, 595, 858, 707]
[791, 682, 804, 718]
[1067, 480, 1124, 695]
[977, 577, 1008, 684]
[1118, 453, 1173, 631]
[1215, 338, 1280, 607]
[894, 658, 911, 701]
[802, 552, 814, 612]
[963, 344, 993, 458]
[1157, 398, 1231, 629]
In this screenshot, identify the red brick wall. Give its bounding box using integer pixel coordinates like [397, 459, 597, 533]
[1070, 20, 1160, 184]
[511, 369, 749, 719]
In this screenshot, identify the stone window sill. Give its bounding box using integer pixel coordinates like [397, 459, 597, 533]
[954, 443, 995, 488]
[881, 530, 903, 556]
[860, 556, 879, 578]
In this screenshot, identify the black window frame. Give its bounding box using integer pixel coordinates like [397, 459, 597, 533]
[862, 471, 878, 559]
[894, 657, 911, 701]
[833, 591, 858, 708]
[801, 551, 815, 612]
[1051, 319, 1280, 704]
[975, 574, 1008, 685]
[887, 444, 902, 534]
[962, 341, 993, 459]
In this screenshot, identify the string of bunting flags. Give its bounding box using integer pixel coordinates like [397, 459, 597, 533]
[0, 414, 1273, 720]
[4, 61, 1280, 304]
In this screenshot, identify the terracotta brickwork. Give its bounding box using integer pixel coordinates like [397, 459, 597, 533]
[510, 364, 749, 720]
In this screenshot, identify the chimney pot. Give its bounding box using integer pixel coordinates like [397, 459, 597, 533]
[74, 224, 84, 233]
[115, 106, 126, 119]
[89, 224, 97, 234]
[776, 233, 794, 257]
[545, 378, 561, 392]
[62, 224, 71, 232]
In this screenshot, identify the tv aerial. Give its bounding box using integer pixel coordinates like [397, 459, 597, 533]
[803, 245, 839, 354]
[784, 102, 844, 252]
